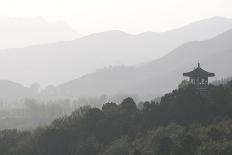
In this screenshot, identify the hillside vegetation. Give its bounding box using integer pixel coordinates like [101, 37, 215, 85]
[1, 81, 232, 155]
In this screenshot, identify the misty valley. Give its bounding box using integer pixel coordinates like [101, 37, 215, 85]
[1, 16, 232, 155]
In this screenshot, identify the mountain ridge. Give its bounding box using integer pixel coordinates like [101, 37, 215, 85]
[0, 16, 82, 49]
[43, 28, 232, 99]
[1, 17, 232, 100]
[1, 17, 232, 87]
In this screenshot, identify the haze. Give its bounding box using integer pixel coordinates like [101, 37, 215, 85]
[1, 0, 232, 134]
[1, 0, 232, 34]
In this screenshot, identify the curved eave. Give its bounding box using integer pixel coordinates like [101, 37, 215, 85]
[183, 72, 215, 77]
[208, 73, 215, 77]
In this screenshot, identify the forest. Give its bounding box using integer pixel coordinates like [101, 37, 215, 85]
[1, 80, 232, 155]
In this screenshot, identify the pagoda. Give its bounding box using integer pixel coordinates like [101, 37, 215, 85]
[183, 63, 215, 92]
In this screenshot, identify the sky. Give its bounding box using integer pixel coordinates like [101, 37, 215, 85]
[1, 0, 232, 35]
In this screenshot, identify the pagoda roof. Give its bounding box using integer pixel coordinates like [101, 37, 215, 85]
[183, 63, 215, 78]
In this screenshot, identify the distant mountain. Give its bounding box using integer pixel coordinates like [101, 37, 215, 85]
[43, 28, 232, 100]
[0, 80, 36, 100]
[1, 16, 232, 87]
[0, 16, 81, 49]
[136, 16, 232, 59]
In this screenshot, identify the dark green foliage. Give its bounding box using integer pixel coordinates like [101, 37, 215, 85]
[133, 149, 142, 155]
[207, 127, 224, 141]
[156, 137, 174, 155]
[1, 82, 232, 155]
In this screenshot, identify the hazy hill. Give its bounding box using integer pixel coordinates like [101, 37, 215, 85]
[2, 81, 232, 155]
[44, 28, 232, 99]
[0, 16, 81, 49]
[0, 17, 232, 87]
[0, 80, 36, 100]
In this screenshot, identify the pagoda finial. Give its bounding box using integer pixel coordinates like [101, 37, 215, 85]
[198, 62, 200, 68]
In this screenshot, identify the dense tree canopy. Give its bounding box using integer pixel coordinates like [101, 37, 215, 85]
[1, 81, 232, 155]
